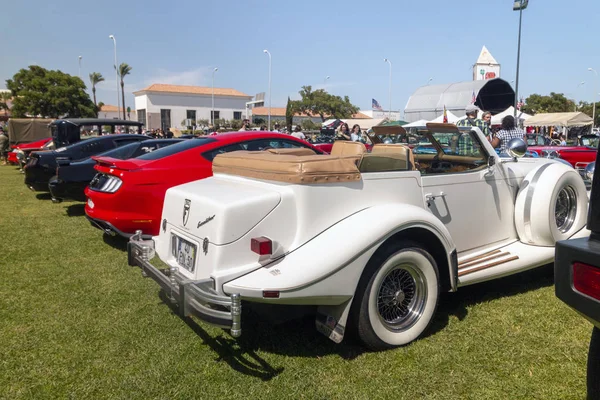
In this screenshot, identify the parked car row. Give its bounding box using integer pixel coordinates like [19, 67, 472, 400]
[9, 119, 600, 397]
[14, 121, 596, 365]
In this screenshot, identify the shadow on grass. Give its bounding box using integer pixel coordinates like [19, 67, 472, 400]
[102, 233, 128, 252]
[157, 291, 365, 380]
[65, 203, 86, 217]
[426, 263, 555, 339]
[35, 192, 52, 200]
[148, 264, 554, 378]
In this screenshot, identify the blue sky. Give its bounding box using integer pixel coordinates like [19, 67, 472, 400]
[2, 0, 599, 113]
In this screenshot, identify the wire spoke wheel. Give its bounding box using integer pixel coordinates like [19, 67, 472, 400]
[376, 263, 427, 332]
[555, 186, 577, 233]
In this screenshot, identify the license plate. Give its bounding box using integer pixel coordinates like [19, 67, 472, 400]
[87, 198, 95, 209]
[172, 234, 197, 272]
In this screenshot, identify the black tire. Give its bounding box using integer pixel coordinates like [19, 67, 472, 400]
[588, 327, 600, 399]
[350, 240, 440, 350]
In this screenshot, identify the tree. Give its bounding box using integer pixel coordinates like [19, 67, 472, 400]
[285, 96, 293, 132]
[118, 63, 132, 120]
[290, 86, 358, 122]
[0, 91, 10, 114]
[521, 92, 576, 115]
[6, 65, 96, 118]
[575, 101, 600, 126]
[301, 119, 320, 131]
[89, 72, 105, 110]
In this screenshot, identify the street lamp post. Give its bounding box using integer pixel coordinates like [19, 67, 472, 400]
[212, 67, 218, 129]
[324, 75, 330, 85]
[513, 0, 528, 117]
[263, 50, 272, 131]
[575, 81, 586, 111]
[384, 58, 392, 119]
[427, 77, 433, 85]
[109, 35, 120, 117]
[589, 68, 598, 127]
[78, 56, 82, 79]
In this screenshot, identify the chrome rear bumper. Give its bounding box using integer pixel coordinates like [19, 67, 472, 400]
[127, 230, 241, 337]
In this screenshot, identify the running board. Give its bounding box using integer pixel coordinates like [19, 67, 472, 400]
[458, 251, 519, 277]
[456, 241, 555, 287]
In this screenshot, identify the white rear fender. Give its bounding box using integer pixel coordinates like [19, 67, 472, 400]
[223, 203, 457, 301]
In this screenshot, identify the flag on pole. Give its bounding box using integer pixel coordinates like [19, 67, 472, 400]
[443, 105, 448, 123]
[517, 96, 524, 110]
[372, 98, 384, 111]
[471, 90, 477, 104]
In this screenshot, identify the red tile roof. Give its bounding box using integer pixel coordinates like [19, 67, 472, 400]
[133, 83, 252, 98]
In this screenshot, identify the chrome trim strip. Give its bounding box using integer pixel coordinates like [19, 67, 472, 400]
[523, 163, 553, 242]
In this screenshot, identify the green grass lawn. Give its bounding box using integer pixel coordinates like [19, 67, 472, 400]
[0, 164, 592, 399]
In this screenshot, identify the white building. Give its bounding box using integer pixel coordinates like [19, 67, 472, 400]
[473, 46, 501, 81]
[134, 84, 253, 130]
[98, 104, 137, 120]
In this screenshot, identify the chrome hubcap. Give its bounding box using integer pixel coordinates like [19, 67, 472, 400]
[555, 186, 577, 233]
[377, 264, 427, 332]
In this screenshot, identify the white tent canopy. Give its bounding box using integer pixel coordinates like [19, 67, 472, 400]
[429, 110, 460, 123]
[523, 112, 593, 127]
[491, 106, 532, 125]
[403, 119, 429, 128]
[341, 118, 386, 130]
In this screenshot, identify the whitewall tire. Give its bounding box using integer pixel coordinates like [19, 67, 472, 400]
[515, 162, 588, 246]
[351, 241, 439, 350]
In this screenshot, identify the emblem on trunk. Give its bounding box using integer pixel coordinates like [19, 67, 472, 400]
[197, 215, 215, 229]
[183, 199, 191, 226]
[202, 237, 209, 255]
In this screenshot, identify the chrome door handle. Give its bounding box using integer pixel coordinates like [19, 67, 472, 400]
[425, 192, 446, 201]
[425, 192, 446, 207]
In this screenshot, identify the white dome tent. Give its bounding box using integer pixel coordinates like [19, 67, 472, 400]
[491, 106, 532, 125]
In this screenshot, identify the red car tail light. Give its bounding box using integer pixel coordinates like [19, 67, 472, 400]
[251, 237, 272, 255]
[262, 291, 280, 298]
[89, 173, 123, 193]
[573, 262, 600, 301]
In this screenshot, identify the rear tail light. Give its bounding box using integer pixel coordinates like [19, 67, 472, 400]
[251, 237, 272, 255]
[573, 262, 600, 301]
[90, 174, 123, 193]
[262, 291, 280, 298]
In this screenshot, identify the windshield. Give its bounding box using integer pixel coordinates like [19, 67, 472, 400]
[136, 138, 215, 160]
[93, 142, 143, 160]
[581, 136, 600, 148]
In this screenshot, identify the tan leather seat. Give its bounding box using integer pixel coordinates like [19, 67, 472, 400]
[330, 141, 367, 157]
[360, 144, 416, 172]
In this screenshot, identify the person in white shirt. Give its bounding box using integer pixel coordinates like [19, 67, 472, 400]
[350, 124, 363, 142]
[291, 125, 306, 140]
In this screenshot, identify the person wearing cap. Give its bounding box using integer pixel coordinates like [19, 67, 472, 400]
[455, 104, 491, 155]
[0, 127, 9, 165]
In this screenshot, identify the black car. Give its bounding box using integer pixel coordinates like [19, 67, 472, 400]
[48, 139, 183, 202]
[50, 118, 143, 147]
[555, 148, 600, 398]
[25, 134, 148, 192]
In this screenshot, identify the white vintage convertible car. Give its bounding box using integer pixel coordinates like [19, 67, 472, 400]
[128, 123, 589, 350]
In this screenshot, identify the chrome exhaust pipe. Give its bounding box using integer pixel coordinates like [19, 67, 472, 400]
[104, 229, 117, 237]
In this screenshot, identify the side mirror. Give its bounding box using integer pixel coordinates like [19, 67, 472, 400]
[506, 138, 527, 160]
[56, 157, 71, 167]
[488, 156, 496, 167]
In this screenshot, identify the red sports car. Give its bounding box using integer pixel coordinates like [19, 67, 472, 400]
[527, 134, 598, 172]
[7, 138, 53, 166]
[85, 132, 322, 238]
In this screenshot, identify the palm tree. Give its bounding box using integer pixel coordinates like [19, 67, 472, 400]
[118, 63, 132, 120]
[89, 72, 105, 111]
